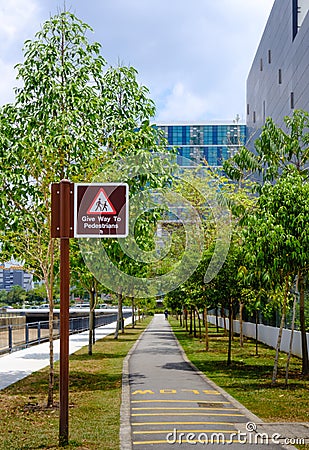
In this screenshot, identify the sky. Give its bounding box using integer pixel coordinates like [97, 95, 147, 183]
[0, 0, 275, 123]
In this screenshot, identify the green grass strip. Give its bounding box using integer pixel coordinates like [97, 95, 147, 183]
[0, 318, 151, 450]
[170, 318, 308, 424]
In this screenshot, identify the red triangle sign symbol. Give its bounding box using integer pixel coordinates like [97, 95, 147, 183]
[87, 188, 116, 215]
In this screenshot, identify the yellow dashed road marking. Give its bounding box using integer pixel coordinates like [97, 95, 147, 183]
[133, 429, 236, 434]
[132, 412, 244, 417]
[133, 439, 242, 445]
[132, 421, 240, 426]
[131, 399, 229, 404]
[132, 407, 237, 411]
[131, 390, 243, 447]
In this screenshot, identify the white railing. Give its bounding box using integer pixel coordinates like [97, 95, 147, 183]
[207, 315, 309, 358]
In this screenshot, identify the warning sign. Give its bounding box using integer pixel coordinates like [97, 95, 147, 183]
[74, 183, 129, 238]
[87, 188, 116, 215]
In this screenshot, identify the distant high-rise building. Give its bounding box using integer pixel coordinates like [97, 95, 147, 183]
[157, 122, 246, 167]
[246, 0, 309, 138]
[0, 264, 33, 292]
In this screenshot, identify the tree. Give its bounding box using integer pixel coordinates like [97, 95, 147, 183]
[0, 12, 109, 407]
[225, 109, 309, 378]
[26, 285, 47, 305]
[0, 290, 8, 305]
[254, 110, 309, 182]
[244, 170, 309, 379]
[6, 285, 27, 306]
[224, 109, 309, 185]
[0, 11, 167, 406]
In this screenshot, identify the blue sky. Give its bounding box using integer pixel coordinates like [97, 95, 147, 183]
[0, 0, 275, 123]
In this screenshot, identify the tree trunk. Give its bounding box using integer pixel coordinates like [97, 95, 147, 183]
[231, 306, 234, 340]
[255, 309, 259, 356]
[222, 307, 227, 336]
[215, 306, 219, 333]
[196, 308, 201, 341]
[120, 296, 124, 334]
[189, 308, 193, 335]
[138, 306, 141, 322]
[88, 287, 95, 355]
[227, 300, 233, 366]
[193, 308, 197, 338]
[298, 271, 309, 375]
[114, 292, 123, 339]
[47, 238, 54, 408]
[131, 297, 135, 328]
[239, 301, 244, 348]
[272, 276, 289, 385]
[285, 290, 297, 386]
[204, 306, 209, 351]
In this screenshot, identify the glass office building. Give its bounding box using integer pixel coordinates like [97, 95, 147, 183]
[157, 123, 247, 167]
[0, 264, 33, 292]
[246, 0, 309, 137]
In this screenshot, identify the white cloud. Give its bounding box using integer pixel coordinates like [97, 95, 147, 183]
[156, 82, 211, 122]
[0, 0, 40, 46]
[0, 59, 19, 104]
[89, 0, 275, 121]
[0, 0, 43, 102]
[0, 0, 276, 119]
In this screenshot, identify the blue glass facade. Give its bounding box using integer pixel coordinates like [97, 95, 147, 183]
[157, 123, 247, 167]
[246, 0, 309, 137]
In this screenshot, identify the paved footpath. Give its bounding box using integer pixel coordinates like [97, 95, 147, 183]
[121, 315, 303, 450]
[0, 317, 132, 391]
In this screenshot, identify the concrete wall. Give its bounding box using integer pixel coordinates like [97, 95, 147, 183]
[207, 315, 309, 358]
[0, 316, 26, 327]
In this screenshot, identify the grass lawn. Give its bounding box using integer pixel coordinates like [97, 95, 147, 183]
[0, 317, 151, 450]
[170, 317, 309, 449]
[1, 315, 308, 449]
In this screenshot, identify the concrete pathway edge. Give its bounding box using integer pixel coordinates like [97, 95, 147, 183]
[120, 322, 148, 450]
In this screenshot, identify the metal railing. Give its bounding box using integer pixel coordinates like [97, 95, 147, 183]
[0, 312, 131, 355]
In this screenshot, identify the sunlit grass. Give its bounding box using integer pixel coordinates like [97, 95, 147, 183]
[0, 318, 151, 450]
[170, 318, 308, 422]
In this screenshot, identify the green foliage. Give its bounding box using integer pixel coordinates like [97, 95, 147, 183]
[0, 290, 8, 305]
[256, 110, 309, 181]
[244, 169, 309, 277]
[26, 285, 47, 305]
[0, 10, 169, 298]
[224, 109, 309, 186]
[223, 146, 259, 184]
[6, 285, 27, 306]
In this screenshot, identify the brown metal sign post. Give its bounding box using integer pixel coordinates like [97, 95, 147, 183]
[51, 181, 128, 447]
[51, 180, 74, 447]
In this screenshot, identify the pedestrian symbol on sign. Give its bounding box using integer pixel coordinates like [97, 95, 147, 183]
[87, 188, 116, 215]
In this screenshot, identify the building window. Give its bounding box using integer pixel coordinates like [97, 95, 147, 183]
[290, 92, 295, 109]
[253, 111, 256, 123]
[293, 0, 309, 39]
[278, 69, 282, 84]
[247, 103, 250, 115]
[260, 58, 263, 71]
[292, 0, 298, 40]
[268, 50, 271, 64]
